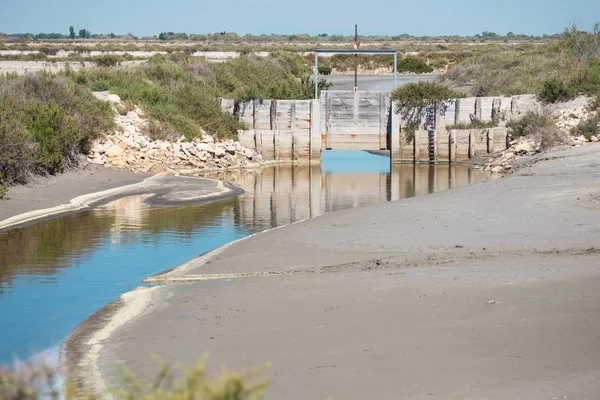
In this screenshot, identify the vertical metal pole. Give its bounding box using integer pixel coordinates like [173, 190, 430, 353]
[354, 24, 358, 91]
[394, 52, 397, 88]
[314, 51, 318, 99]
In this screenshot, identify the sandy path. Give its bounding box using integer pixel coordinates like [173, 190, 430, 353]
[66, 144, 600, 399]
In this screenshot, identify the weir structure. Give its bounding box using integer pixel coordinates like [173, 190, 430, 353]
[219, 93, 543, 164]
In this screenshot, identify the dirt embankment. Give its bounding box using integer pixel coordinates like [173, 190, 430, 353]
[65, 144, 600, 399]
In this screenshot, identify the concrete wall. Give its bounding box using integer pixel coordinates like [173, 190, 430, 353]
[0, 60, 145, 75]
[223, 93, 514, 164]
[225, 98, 320, 163]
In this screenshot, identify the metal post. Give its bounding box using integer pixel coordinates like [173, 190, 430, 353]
[354, 24, 359, 91]
[314, 51, 318, 99]
[394, 52, 397, 89]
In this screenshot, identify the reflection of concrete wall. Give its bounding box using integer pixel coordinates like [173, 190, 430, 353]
[208, 164, 485, 228]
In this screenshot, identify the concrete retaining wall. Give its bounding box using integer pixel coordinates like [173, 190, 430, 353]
[222, 94, 512, 164]
[0, 60, 145, 75]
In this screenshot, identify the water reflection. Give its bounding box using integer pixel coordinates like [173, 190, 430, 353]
[0, 151, 487, 363]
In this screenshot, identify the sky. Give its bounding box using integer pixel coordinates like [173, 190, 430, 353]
[1, 0, 599, 37]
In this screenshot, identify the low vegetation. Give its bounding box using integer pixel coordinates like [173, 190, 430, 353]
[507, 110, 567, 150]
[442, 24, 600, 100]
[571, 114, 599, 140]
[391, 81, 463, 140]
[0, 356, 270, 399]
[0, 73, 114, 197]
[0, 53, 330, 197]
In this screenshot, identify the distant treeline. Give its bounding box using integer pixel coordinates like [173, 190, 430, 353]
[1, 30, 562, 44]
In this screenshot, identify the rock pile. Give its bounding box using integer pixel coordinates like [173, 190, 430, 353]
[556, 106, 599, 145]
[478, 137, 540, 174]
[89, 92, 262, 174]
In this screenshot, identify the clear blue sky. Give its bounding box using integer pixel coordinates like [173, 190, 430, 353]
[1, 0, 599, 37]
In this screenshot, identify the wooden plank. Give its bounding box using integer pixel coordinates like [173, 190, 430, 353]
[379, 92, 387, 149]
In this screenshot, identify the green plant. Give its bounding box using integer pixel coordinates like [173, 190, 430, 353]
[396, 56, 434, 74]
[539, 77, 576, 103]
[571, 115, 599, 139]
[446, 120, 499, 130]
[391, 82, 460, 140]
[317, 65, 332, 75]
[507, 110, 566, 150]
[0, 356, 270, 400]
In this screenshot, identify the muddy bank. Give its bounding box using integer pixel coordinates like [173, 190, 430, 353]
[0, 166, 243, 231]
[66, 144, 600, 399]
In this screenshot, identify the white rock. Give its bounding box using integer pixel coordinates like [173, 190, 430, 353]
[105, 142, 127, 157]
[214, 147, 226, 157]
[196, 143, 215, 154]
[491, 166, 504, 174]
[591, 136, 599, 142]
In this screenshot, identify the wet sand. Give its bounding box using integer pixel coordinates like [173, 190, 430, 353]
[66, 145, 600, 399]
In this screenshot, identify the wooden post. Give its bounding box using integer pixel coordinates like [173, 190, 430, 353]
[511, 97, 518, 114]
[292, 130, 298, 161]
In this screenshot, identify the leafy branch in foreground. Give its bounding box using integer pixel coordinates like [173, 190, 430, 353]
[1, 355, 271, 400]
[391, 81, 463, 141]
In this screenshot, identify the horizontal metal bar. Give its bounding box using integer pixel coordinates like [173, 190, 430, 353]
[315, 49, 397, 55]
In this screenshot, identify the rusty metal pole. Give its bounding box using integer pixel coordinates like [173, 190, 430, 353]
[354, 24, 358, 91]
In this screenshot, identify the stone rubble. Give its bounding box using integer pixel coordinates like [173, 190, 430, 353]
[89, 91, 263, 174]
[479, 102, 599, 175]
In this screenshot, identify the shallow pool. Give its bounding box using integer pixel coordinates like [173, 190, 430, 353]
[0, 151, 488, 364]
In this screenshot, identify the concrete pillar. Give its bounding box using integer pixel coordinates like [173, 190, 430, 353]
[390, 101, 402, 163]
[454, 99, 461, 125]
[492, 98, 501, 122]
[309, 99, 321, 163]
[449, 130, 457, 163]
[475, 98, 483, 121]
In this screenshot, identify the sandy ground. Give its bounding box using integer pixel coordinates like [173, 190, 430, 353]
[0, 164, 147, 223]
[66, 144, 600, 399]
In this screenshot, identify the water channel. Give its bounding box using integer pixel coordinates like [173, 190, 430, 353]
[0, 151, 488, 365]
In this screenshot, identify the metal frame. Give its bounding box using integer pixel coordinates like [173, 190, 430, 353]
[314, 49, 398, 99]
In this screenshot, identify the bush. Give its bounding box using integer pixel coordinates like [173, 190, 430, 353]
[318, 65, 332, 75]
[539, 77, 576, 103]
[507, 110, 567, 150]
[396, 56, 434, 74]
[0, 356, 270, 400]
[0, 73, 114, 192]
[391, 82, 461, 138]
[571, 115, 599, 139]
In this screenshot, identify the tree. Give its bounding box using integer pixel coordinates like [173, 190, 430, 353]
[79, 29, 90, 39]
[69, 26, 75, 39]
[110, 32, 116, 39]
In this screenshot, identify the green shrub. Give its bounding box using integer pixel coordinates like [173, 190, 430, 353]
[94, 55, 122, 67]
[396, 56, 434, 74]
[0, 73, 114, 191]
[507, 110, 566, 150]
[446, 120, 498, 130]
[571, 115, 599, 139]
[1, 356, 270, 400]
[539, 77, 576, 103]
[391, 82, 461, 138]
[318, 65, 332, 75]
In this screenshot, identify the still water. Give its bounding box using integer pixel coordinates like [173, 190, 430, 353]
[0, 151, 488, 364]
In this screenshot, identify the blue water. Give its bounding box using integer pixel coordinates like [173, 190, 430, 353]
[0, 151, 486, 364]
